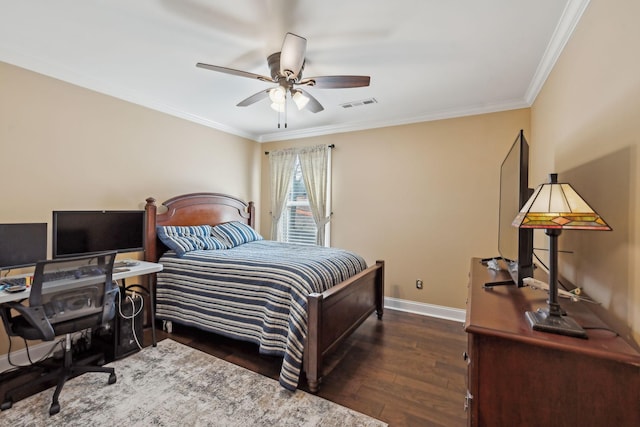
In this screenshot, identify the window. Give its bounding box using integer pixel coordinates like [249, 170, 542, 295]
[278, 158, 318, 245]
[270, 145, 331, 247]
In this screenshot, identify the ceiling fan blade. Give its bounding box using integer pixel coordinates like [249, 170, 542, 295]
[299, 75, 370, 89]
[196, 63, 273, 83]
[236, 89, 271, 107]
[299, 90, 324, 113]
[279, 33, 307, 79]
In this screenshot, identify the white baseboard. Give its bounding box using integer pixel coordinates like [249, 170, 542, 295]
[384, 297, 466, 323]
[0, 341, 59, 374]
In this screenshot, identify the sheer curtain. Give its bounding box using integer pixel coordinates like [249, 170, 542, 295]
[298, 144, 330, 245]
[268, 148, 297, 240]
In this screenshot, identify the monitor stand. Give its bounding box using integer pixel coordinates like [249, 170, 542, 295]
[482, 280, 514, 288]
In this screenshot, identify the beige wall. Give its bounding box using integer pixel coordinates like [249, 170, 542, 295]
[531, 0, 640, 344]
[0, 62, 261, 220]
[0, 62, 261, 354]
[261, 109, 530, 309]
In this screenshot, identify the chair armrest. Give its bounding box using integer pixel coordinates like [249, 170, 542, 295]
[2, 302, 55, 341]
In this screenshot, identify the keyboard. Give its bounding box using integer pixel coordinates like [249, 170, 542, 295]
[46, 266, 109, 281]
[42, 270, 78, 282]
[0, 277, 26, 286]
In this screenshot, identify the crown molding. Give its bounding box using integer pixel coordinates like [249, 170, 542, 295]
[524, 0, 591, 105]
[256, 98, 530, 142]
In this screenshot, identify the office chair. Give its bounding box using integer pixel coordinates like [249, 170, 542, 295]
[0, 251, 119, 416]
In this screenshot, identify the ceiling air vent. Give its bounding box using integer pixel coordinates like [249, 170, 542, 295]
[340, 98, 378, 109]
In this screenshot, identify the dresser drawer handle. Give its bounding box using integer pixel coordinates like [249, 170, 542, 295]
[464, 390, 473, 411]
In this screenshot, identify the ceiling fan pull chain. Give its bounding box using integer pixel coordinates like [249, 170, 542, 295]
[284, 96, 288, 129]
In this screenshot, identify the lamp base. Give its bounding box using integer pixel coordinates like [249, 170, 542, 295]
[525, 309, 588, 339]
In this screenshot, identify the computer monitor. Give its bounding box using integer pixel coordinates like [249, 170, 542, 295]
[52, 211, 145, 258]
[0, 223, 48, 271]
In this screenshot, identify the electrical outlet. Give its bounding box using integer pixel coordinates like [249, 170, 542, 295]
[416, 279, 423, 289]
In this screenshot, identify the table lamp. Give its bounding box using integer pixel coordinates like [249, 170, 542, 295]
[512, 173, 611, 338]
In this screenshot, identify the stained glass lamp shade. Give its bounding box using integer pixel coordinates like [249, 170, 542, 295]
[512, 173, 611, 338]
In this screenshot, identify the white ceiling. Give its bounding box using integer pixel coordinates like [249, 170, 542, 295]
[0, 0, 589, 142]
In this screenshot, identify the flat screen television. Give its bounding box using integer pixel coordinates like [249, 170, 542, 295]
[496, 130, 534, 287]
[0, 223, 48, 271]
[52, 210, 145, 258]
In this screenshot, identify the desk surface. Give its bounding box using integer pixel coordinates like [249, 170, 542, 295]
[0, 260, 163, 304]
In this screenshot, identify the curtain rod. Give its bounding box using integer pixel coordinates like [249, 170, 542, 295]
[264, 144, 335, 155]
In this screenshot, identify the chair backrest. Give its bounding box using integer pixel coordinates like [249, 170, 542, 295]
[29, 251, 118, 328]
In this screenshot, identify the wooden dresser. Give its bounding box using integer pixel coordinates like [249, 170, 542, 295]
[464, 258, 640, 426]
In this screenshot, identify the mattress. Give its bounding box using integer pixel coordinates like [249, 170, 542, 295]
[156, 240, 367, 390]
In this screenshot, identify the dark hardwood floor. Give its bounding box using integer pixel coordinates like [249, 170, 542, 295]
[152, 309, 469, 427]
[1, 309, 468, 426]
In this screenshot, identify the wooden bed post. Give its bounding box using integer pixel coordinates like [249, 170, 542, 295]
[139, 197, 159, 344]
[144, 197, 158, 262]
[306, 293, 323, 393]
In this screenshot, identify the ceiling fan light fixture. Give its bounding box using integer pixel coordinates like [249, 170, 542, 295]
[292, 90, 310, 110]
[270, 102, 285, 113]
[269, 86, 286, 104]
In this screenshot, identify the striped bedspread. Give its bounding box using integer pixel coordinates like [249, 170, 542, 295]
[156, 240, 368, 390]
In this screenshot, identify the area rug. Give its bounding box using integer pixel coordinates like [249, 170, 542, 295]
[2, 339, 386, 427]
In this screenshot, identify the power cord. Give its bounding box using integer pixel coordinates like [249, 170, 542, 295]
[532, 250, 599, 303]
[116, 287, 144, 350]
[2, 335, 64, 374]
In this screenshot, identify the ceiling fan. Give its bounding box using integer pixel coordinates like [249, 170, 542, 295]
[196, 32, 370, 123]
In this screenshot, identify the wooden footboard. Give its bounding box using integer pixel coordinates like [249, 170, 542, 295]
[304, 260, 385, 392]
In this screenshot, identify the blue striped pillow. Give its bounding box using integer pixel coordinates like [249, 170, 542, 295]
[157, 225, 228, 256]
[211, 221, 263, 248]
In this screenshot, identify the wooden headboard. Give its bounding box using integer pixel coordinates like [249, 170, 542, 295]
[144, 192, 255, 262]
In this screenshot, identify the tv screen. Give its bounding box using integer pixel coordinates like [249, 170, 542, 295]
[52, 210, 145, 258]
[0, 223, 48, 270]
[497, 130, 534, 286]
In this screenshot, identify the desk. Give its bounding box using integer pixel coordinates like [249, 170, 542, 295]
[0, 261, 163, 344]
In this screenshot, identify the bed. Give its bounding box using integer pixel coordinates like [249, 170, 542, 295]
[143, 192, 384, 392]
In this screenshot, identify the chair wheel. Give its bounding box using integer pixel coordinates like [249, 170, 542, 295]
[49, 402, 60, 416]
[108, 372, 117, 384]
[1, 399, 13, 411]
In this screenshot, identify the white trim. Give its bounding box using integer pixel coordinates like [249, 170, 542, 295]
[0, 340, 58, 374]
[0, 49, 257, 142]
[524, 0, 591, 104]
[256, 99, 529, 142]
[384, 297, 466, 323]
